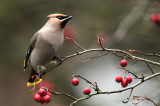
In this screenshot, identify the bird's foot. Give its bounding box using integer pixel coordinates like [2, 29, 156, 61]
[37, 66, 46, 75]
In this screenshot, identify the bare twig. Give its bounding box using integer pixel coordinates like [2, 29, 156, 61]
[41, 39, 160, 105]
[65, 37, 86, 51]
[116, 67, 145, 80]
[132, 96, 158, 106]
[112, 51, 125, 58]
[136, 50, 155, 74]
[48, 89, 77, 101]
[122, 88, 133, 103]
[47, 48, 160, 71]
[73, 73, 101, 92]
[132, 60, 138, 65]
[145, 61, 155, 74]
[82, 52, 109, 63]
[132, 50, 160, 57]
[145, 96, 158, 106]
[69, 71, 160, 106]
[97, 33, 105, 50]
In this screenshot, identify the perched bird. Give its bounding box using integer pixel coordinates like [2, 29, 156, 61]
[24, 13, 72, 86]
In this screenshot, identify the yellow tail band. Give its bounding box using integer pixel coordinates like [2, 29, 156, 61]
[24, 60, 26, 68]
[27, 79, 42, 87]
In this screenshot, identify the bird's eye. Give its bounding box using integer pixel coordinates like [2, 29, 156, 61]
[56, 16, 66, 20]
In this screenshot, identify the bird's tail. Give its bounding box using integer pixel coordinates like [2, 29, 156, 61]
[27, 68, 42, 87]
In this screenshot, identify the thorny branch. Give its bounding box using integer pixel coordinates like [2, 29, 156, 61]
[133, 50, 160, 57]
[118, 67, 145, 80]
[47, 48, 160, 71]
[122, 88, 133, 103]
[48, 89, 77, 101]
[72, 74, 101, 93]
[82, 52, 109, 63]
[41, 72, 160, 106]
[46, 36, 160, 71]
[68, 72, 160, 106]
[132, 96, 158, 106]
[43, 38, 160, 106]
[145, 61, 155, 74]
[134, 50, 155, 74]
[145, 97, 158, 106]
[65, 37, 86, 51]
[97, 33, 105, 50]
[46, 46, 160, 71]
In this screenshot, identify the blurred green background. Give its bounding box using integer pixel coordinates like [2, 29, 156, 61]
[0, 0, 160, 106]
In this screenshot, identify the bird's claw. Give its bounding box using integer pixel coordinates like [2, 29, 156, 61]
[37, 66, 47, 75]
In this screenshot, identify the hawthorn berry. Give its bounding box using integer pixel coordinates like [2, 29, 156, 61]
[126, 76, 132, 83]
[71, 78, 79, 86]
[150, 14, 160, 26]
[120, 59, 127, 67]
[157, 14, 160, 21]
[47, 91, 52, 96]
[150, 14, 157, 22]
[115, 75, 123, 83]
[42, 94, 51, 103]
[83, 88, 91, 95]
[156, 14, 160, 25]
[33, 93, 42, 102]
[121, 80, 128, 87]
[38, 87, 47, 96]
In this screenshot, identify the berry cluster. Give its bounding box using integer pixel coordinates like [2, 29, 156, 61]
[150, 14, 160, 26]
[71, 78, 91, 95]
[116, 75, 132, 87]
[33, 87, 51, 104]
[115, 59, 133, 87]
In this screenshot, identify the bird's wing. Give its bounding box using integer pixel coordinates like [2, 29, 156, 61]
[24, 32, 39, 71]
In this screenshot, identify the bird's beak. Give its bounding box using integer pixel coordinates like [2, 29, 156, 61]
[63, 16, 72, 21]
[60, 16, 72, 29]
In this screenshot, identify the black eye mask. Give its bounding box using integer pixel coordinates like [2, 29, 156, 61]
[56, 16, 67, 20]
[58, 15, 72, 29]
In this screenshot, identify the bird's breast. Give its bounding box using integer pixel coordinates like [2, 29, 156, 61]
[40, 29, 64, 52]
[30, 29, 64, 70]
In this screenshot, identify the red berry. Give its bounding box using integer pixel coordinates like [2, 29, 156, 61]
[121, 80, 128, 87]
[156, 14, 160, 22]
[150, 14, 160, 26]
[42, 94, 51, 103]
[83, 88, 91, 95]
[38, 88, 47, 96]
[47, 91, 51, 96]
[33, 93, 42, 102]
[126, 76, 132, 83]
[115, 75, 123, 83]
[120, 59, 127, 67]
[71, 78, 79, 86]
[156, 14, 160, 26]
[151, 14, 157, 22]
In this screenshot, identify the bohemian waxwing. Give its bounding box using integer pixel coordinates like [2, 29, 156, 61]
[24, 13, 72, 86]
